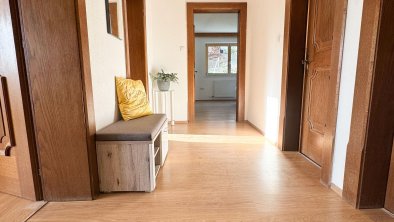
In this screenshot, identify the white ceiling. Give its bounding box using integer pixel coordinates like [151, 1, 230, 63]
[194, 13, 238, 33]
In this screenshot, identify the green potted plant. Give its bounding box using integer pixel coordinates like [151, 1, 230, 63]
[151, 69, 179, 91]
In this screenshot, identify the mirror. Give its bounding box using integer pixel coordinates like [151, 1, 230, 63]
[105, 0, 124, 39]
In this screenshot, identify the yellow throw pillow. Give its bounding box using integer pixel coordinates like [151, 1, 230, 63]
[116, 77, 153, 121]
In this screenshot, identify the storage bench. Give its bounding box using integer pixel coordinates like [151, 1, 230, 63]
[96, 114, 168, 192]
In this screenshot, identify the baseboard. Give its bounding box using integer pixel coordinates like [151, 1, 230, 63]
[330, 183, 343, 197]
[382, 208, 394, 217]
[172, 121, 189, 124]
[245, 120, 265, 136]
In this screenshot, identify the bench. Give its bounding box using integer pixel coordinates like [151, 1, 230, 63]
[96, 114, 168, 192]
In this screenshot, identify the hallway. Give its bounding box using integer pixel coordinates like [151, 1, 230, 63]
[29, 122, 393, 221]
[195, 101, 236, 122]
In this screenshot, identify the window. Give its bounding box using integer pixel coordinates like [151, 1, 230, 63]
[206, 43, 238, 75]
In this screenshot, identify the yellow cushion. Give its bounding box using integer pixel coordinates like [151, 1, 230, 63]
[116, 77, 153, 121]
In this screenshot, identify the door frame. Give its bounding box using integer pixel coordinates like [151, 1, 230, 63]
[122, 0, 149, 91]
[1, 0, 43, 201]
[278, 0, 348, 185]
[187, 2, 247, 122]
[342, 0, 394, 209]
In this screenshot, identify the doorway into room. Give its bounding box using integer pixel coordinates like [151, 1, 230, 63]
[187, 3, 247, 122]
[193, 13, 238, 122]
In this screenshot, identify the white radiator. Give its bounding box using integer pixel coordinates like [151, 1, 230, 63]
[213, 80, 236, 98]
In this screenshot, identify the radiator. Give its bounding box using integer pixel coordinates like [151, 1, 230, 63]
[213, 80, 236, 98]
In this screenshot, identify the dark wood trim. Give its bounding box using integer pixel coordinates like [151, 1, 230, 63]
[386, 138, 394, 213]
[187, 3, 246, 122]
[195, 32, 238, 37]
[343, 0, 394, 209]
[278, 0, 348, 186]
[123, 0, 148, 92]
[7, 0, 42, 200]
[18, 0, 95, 201]
[75, 0, 99, 199]
[278, 0, 308, 152]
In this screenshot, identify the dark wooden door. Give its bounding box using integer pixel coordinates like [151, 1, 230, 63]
[300, 0, 336, 165]
[0, 0, 39, 200]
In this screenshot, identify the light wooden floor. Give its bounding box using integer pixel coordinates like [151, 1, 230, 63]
[195, 101, 236, 121]
[29, 122, 394, 221]
[0, 193, 46, 222]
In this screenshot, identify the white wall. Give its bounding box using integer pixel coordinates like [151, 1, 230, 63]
[146, 0, 286, 127]
[245, 0, 286, 143]
[86, 0, 127, 130]
[331, 0, 364, 189]
[195, 37, 237, 100]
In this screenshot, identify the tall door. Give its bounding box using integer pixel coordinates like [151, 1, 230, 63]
[300, 0, 336, 165]
[0, 0, 39, 200]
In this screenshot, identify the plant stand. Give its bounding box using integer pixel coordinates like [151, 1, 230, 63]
[152, 90, 175, 126]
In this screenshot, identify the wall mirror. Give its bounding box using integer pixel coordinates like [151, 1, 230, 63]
[105, 0, 124, 39]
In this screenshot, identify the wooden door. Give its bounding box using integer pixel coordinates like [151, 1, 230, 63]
[300, 0, 336, 165]
[0, 0, 39, 200]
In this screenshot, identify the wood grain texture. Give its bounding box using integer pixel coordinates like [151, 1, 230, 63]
[0, 0, 40, 200]
[0, 192, 46, 222]
[0, 76, 15, 156]
[279, 0, 347, 188]
[320, 0, 348, 186]
[30, 121, 394, 221]
[76, 0, 100, 198]
[187, 3, 246, 122]
[187, 4, 196, 122]
[343, 0, 394, 209]
[386, 139, 394, 213]
[278, 0, 308, 152]
[301, 0, 336, 167]
[0, 154, 20, 196]
[109, 3, 119, 37]
[97, 143, 152, 192]
[18, 0, 93, 201]
[294, 0, 347, 186]
[123, 0, 148, 91]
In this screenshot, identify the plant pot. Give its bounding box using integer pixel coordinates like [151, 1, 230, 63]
[157, 80, 171, 91]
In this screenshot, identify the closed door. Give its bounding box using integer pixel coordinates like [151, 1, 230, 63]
[0, 0, 39, 200]
[300, 0, 336, 165]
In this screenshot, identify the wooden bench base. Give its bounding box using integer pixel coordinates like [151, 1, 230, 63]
[96, 120, 168, 192]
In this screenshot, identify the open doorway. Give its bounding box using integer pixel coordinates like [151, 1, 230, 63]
[187, 3, 247, 122]
[193, 13, 238, 122]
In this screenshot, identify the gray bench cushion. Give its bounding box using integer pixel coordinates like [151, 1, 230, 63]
[96, 114, 167, 141]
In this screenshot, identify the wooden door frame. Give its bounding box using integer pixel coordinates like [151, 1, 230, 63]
[187, 2, 247, 122]
[1, 0, 43, 201]
[278, 0, 348, 186]
[343, 0, 394, 209]
[123, 0, 148, 91]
